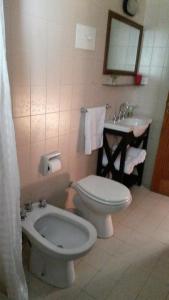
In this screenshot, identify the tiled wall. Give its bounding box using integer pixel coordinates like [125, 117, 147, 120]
[4, 0, 147, 205]
[130, 0, 169, 187]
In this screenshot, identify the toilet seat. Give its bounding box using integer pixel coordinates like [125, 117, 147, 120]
[74, 175, 131, 206]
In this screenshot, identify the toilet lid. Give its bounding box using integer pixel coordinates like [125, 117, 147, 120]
[75, 175, 131, 205]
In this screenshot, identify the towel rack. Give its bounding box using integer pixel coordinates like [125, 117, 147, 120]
[80, 104, 111, 113]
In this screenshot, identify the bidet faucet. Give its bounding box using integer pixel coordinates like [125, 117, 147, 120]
[39, 199, 47, 208]
[24, 202, 33, 212]
[20, 208, 27, 220]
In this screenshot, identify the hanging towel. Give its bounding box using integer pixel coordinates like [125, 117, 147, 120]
[85, 106, 106, 155]
[102, 146, 146, 175]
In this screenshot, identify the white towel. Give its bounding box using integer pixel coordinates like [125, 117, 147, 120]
[102, 146, 146, 175]
[85, 106, 106, 155]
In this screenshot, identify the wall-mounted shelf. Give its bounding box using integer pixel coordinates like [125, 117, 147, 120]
[102, 83, 144, 87]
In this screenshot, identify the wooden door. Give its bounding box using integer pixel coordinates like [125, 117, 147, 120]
[152, 92, 169, 195]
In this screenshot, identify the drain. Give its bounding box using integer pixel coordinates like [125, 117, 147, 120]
[41, 234, 64, 248]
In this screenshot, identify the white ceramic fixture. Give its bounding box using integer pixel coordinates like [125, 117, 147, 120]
[104, 116, 152, 137]
[22, 203, 97, 288]
[72, 175, 132, 238]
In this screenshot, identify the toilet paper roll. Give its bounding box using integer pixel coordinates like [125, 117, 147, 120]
[48, 158, 62, 174]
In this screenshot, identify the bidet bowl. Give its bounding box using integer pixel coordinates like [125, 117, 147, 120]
[22, 203, 97, 288]
[22, 203, 97, 261]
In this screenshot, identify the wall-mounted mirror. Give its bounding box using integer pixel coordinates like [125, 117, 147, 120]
[103, 10, 143, 76]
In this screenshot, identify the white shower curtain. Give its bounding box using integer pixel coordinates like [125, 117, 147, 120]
[0, 1, 28, 299]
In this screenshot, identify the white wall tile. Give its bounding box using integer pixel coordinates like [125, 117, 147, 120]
[5, 0, 158, 200]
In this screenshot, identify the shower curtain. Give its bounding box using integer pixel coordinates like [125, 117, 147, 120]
[0, 1, 28, 299]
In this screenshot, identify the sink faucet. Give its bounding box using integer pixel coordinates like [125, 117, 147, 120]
[24, 202, 33, 212]
[118, 102, 129, 120]
[127, 104, 138, 117]
[112, 103, 138, 123]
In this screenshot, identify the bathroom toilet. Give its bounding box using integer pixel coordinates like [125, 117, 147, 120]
[72, 175, 132, 238]
[22, 203, 97, 288]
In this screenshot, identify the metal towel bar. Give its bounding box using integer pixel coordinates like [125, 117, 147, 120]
[80, 104, 111, 113]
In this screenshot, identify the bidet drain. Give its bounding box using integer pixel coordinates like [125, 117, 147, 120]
[41, 234, 64, 248]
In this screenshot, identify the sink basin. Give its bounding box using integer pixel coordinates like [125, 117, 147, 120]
[104, 116, 152, 137]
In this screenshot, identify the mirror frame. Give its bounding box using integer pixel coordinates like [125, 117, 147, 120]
[103, 10, 143, 76]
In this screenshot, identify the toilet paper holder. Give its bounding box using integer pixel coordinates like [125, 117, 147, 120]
[39, 152, 61, 176]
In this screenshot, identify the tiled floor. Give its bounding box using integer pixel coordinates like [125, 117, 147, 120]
[2, 186, 169, 300]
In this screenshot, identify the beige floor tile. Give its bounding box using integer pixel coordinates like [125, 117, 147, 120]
[157, 245, 169, 263]
[131, 186, 150, 198]
[131, 187, 161, 212]
[44, 285, 81, 300]
[111, 208, 131, 226]
[150, 255, 169, 284]
[125, 229, 151, 247]
[116, 247, 159, 275]
[106, 264, 150, 300]
[135, 211, 166, 235]
[76, 290, 95, 300]
[156, 214, 169, 231]
[114, 224, 151, 248]
[136, 276, 169, 300]
[114, 224, 136, 243]
[84, 255, 130, 300]
[83, 272, 115, 300]
[0, 293, 8, 300]
[23, 187, 169, 300]
[80, 243, 111, 271]
[75, 261, 98, 288]
[96, 235, 133, 257]
[119, 206, 149, 229]
[27, 273, 55, 299]
[30, 296, 45, 300]
[151, 226, 169, 244]
[106, 288, 137, 300]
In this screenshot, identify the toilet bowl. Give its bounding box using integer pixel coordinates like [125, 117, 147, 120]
[22, 203, 97, 288]
[72, 175, 132, 238]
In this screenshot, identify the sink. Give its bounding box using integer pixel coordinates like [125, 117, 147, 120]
[104, 116, 152, 137]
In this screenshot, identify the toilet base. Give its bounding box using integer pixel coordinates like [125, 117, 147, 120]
[30, 247, 75, 288]
[74, 196, 114, 238]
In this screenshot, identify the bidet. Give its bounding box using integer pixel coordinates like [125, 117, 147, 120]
[22, 203, 97, 287]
